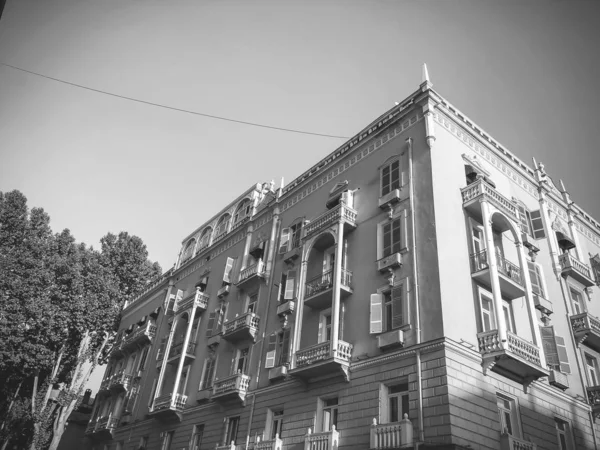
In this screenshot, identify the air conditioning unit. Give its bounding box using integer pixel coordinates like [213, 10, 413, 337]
[378, 189, 401, 209]
[217, 285, 230, 298]
[377, 253, 402, 273]
[548, 369, 569, 390]
[377, 330, 405, 350]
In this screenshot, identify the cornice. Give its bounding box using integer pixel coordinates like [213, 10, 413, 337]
[350, 337, 447, 371]
[122, 271, 172, 315]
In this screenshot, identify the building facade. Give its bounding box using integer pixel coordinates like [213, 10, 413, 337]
[85, 71, 600, 450]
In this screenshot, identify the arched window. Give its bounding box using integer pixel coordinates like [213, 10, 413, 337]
[181, 239, 196, 264]
[234, 199, 252, 225]
[214, 214, 231, 239]
[198, 227, 212, 251]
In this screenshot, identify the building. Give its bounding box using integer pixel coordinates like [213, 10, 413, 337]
[85, 67, 600, 450]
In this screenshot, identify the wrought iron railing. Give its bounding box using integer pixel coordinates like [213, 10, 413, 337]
[469, 249, 523, 285]
[477, 330, 541, 367]
[305, 269, 352, 298]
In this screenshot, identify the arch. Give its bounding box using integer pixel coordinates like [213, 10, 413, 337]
[490, 211, 520, 244]
[198, 227, 213, 250]
[303, 230, 337, 263]
[233, 198, 253, 225]
[181, 238, 196, 263]
[215, 213, 231, 237]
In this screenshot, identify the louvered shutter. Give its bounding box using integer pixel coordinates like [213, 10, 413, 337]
[280, 328, 291, 365]
[284, 270, 296, 300]
[370, 294, 383, 334]
[535, 264, 546, 298]
[527, 261, 542, 297]
[223, 257, 235, 283]
[391, 285, 404, 329]
[540, 326, 559, 367]
[279, 228, 290, 254]
[205, 312, 216, 338]
[530, 210, 546, 239]
[555, 335, 571, 374]
[265, 333, 277, 368]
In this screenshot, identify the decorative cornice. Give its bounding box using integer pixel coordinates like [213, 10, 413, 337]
[350, 337, 446, 371]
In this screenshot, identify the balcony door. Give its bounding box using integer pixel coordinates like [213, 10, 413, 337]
[177, 365, 189, 395]
[470, 222, 486, 271]
[478, 290, 496, 332]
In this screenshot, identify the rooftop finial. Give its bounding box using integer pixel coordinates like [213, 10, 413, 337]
[422, 63, 430, 84]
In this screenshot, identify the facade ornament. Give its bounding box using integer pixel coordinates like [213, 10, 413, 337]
[387, 268, 395, 287]
[387, 204, 395, 220]
[540, 314, 551, 326]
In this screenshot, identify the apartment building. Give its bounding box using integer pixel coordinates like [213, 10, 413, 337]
[84, 70, 600, 450]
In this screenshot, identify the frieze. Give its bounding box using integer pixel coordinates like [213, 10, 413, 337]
[280, 113, 422, 213]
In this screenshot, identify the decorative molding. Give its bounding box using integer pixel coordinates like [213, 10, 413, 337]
[349, 337, 446, 371]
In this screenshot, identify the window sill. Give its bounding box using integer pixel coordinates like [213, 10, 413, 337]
[378, 189, 406, 210]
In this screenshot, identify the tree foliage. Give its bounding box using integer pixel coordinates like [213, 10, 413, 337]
[0, 190, 162, 449]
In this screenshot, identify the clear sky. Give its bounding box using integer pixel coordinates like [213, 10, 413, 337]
[1, 0, 599, 395]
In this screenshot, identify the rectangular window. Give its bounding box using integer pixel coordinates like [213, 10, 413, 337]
[284, 270, 297, 300]
[570, 288, 584, 314]
[224, 416, 240, 445]
[137, 347, 149, 372]
[381, 159, 400, 196]
[160, 431, 174, 450]
[318, 312, 332, 343]
[497, 395, 520, 437]
[479, 291, 495, 332]
[386, 382, 409, 423]
[527, 260, 546, 298]
[268, 409, 284, 440]
[370, 293, 383, 334]
[278, 272, 288, 302]
[382, 218, 402, 258]
[321, 398, 339, 432]
[139, 437, 148, 449]
[502, 301, 515, 334]
[516, 203, 533, 236]
[530, 209, 546, 239]
[555, 419, 573, 450]
[148, 376, 158, 408]
[540, 326, 571, 373]
[265, 329, 292, 369]
[223, 257, 236, 284]
[246, 293, 258, 314]
[234, 347, 250, 375]
[205, 311, 217, 338]
[586, 354, 599, 386]
[200, 357, 216, 390]
[290, 222, 303, 250]
[279, 228, 290, 254]
[191, 425, 204, 450]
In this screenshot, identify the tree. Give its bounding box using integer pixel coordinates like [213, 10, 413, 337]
[0, 191, 162, 449]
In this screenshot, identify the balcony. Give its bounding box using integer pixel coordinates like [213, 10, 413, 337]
[570, 312, 600, 352]
[218, 285, 231, 299]
[370, 415, 413, 449]
[177, 289, 209, 314]
[470, 250, 525, 300]
[222, 312, 260, 343]
[85, 420, 96, 435]
[167, 340, 197, 365]
[149, 392, 187, 421]
[304, 427, 339, 450]
[304, 269, 353, 310]
[87, 415, 119, 439]
[257, 435, 283, 450]
[587, 385, 600, 419]
[304, 203, 357, 240]
[97, 378, 111, 397]
[477, 330, 547, 387]
[277, 300, 296, 317]
[559, 253, 595, 287]
[212, 373, 250, 403]
[121, 321, 157, 352]
[236, 259, 266, 289]
[533, 294, 553, 316]
[499, 433, 537, 450]
[109, 370, 132, 393]
[216, 443, 244, 450]
[461, 178, 519, 226]
[290, 340, 352, 381]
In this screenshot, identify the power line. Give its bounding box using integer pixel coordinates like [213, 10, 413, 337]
[0, 62, 350, 139]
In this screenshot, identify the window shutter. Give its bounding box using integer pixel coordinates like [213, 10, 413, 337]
[555, 335, 571, 374]
[216, 306, 225, 333]
[400, 211, 408, 251]
[540, 326, 559, 367]
[400, 151, 409, 188]
[530, 210, 546, 239]
[281, 328, 291, 365]
[279, 228, 290, 254]
[265, 333, 277, 368]
[284, 270, 297, 300]
[391, 285, 404, 329]
[527, 261, 542, 297]
[205, 312, 216, 338]
[138, 347, 149, 372]
[370, 294, 383, 334]
[223, 257, 235, 283]
[535, 264, 546, 298]
[317, 319, 324, 343]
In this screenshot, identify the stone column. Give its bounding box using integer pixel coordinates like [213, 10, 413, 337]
[241, 224, 254, 270]
[292, 258, 308, 367]
[331, 216, 345, 356]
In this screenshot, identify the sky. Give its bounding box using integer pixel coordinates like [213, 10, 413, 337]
[1, 0, 599, 394]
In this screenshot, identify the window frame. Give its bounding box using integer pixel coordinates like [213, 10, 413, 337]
[190, 424, 204, 450]
[246, 292, 258, 314]
[265, 408, 284, 440]
[265, 328, 292, 369]
[316, 397, 339, 432]
[318, 309, 332, 343]
[377, 209, 408, 260]
[224, 416, 240, 446]
[477, 287, 496, 333]
[555, 417, 574, 450]
[585, 353, 599, 386]
[233, 347, 250, 375]
[380, 157, 401, 197]
[496, 394, 521, 438]
[379, 381, 409, 424]
[569, 286, 585, 315]
[200, 355, 217, 391]
[160, 430, 175, 450]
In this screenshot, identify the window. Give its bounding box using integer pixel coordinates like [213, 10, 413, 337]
[381, 159, 400, 196]
[502, 301, 515, 334]
[148, 376, 158, 408]
[234, 347, 250, 374]
[381, 382, 409, 423]
[181, 239, 196, 264]
[281, 270, 296, 301]
[234, 200, 252, 225]
[555, 419, 573, 450]
[586, 354, 599, 386]
[139, 437, 148, 450]
[177, 365, 190, 395]
[370, 282, 410, 334]
[530, 209, 546, 239]
[570, 288, 584, 315]
[383, 218, 401, 258]
[318, 310, 332, 343]
[190, 425, 204, 450]
[224, 416, 240, 445]
[540, 326, 570, 373]
[479, 290, 495, 332]
[497, 395, 520, 437]
[516, 203, 533, 236]
[290, 222, 303, 251]
[265, 328, 291, 368]
[591, 254, 600, 286]
[527, 260, 546, 299]
[160, 431, 174, 450]
[198, 228, 212, 251]
[137, 347, 149, 373]
[200, 357, 216, 390]
[215, 214, 231, 238]
[266, 409, 284, 440]
[320, 398, 339, 432]
[246, 293, 258, 314]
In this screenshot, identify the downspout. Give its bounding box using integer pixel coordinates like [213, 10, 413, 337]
[407, 137, 425, 445]
[245, 207, 281, 449]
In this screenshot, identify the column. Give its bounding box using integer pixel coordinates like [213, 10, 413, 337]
[566, 209, 583, 260]
[241, 224, 254, 270]
[292, 258, 308, 367]
[481, 200, 507, 343]
[172, 311, 196, 406]
[155, 316, 176, 404]
[265, 207, 280, 279]
[331, 217, 344, 356]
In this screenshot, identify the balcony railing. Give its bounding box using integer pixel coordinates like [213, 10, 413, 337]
[122, 321, 157, 350]
[256, 435, 283, 450]
[587, 385, 600, 419]
[570, 312, 600, 352]
[461, 178, 519, 222]
[152, 392, 187, 412]
[237, 259, 266, 286]
[470, 249, 525, 300]
[96, 415, 119, 432]
[85, 420, 96, 434]
[169, 340, 197, 361]
[304, 427, 339, 450]
[304, 269, 353, 308]
[222, 312, 260, 343]
[477, 330, 546, 386]
[296, 340, 352, 368]
[499, 433, 537, 450]
[370, 415, 413, 449]
[559, 253, 595, 287]
[109, 371, 132, 391]
[213, 373, 250, 402]
[177, 289, 209, 313]
[304, 203, 357, 239]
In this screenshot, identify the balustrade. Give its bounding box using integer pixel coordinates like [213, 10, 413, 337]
[296, 341, 353, 368]
[256, 435, 283, 450]
[461, 178, 519, 222]
[304, 427, 339, 450]
[237, 259, 265, 285]
[213, 373, 250, 401]
[304, 204, 357, 238]
[559, 253, 595, 287]
[223, 312, 260, 342]
[370, 415, 413, 449]
[178, 289, 209, 313]
[570, 312, 600, 353]
[499, 433, 537, 450]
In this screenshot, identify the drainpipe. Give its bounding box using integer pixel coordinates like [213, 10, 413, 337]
[245, 207, 281, 449]
[407, 137, 424, 445]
